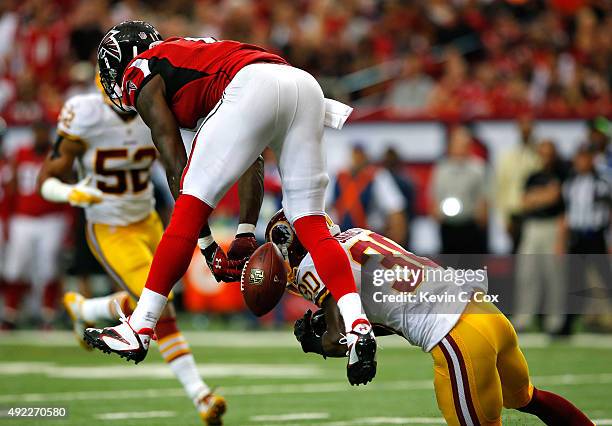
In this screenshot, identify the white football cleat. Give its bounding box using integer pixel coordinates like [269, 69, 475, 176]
[345, 318, 377, 386]
[196, 392, 227, 425]
[83, 307, 153, 364]
[63, 292, 93, 351]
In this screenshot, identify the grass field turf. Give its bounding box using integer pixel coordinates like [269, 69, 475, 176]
[1, 331, 611, 426]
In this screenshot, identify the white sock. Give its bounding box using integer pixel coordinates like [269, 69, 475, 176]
[236, 223, 255, 235]
[337, 292, 367, 332]
[129, 288, 167, 331]
[81, 295, 115, 322]
[168, 354, 210, 403]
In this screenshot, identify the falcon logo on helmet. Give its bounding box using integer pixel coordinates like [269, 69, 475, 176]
[97, 20, 162, 111]
[99, 30, 122, 62]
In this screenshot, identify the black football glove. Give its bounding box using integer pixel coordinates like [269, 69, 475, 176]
[311, 308, 327, 337]
[202, 241, 247, 283]
[227, 233, 258, 260]
[294, 309, 326, 358]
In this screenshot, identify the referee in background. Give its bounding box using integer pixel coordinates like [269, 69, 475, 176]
[557, 144, 612, 335]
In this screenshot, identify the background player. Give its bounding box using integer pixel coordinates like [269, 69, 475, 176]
[37, 87, 227, 425]
[88, 20, 376, 385]
[2, 122, 68, 329]
[264, 210, 594, 426]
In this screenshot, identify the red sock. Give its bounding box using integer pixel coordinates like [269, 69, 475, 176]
[145, 195, 212, 296]
[156, 316, 180, 340]
[518, 387, 593, 425]
[293, 215, 357, 300]
[120, 294, 133, 316]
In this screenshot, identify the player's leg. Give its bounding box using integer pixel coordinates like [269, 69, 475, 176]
[496, 306, 594, 424]
[135, 212, 226, 422]
[430, 302, 504, 425]
[272, 66, 375, 384]
[85, 213, 225, 423]
[127, 66, 280, 337]
[274, 67, 366, 329]
[1, 216, 33, 329]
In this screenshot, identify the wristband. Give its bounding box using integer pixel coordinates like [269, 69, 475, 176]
[40, 177, 73, 203]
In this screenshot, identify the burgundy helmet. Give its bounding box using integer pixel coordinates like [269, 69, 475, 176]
[264, 209, 340, 270]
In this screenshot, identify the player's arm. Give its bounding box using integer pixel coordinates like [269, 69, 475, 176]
[294, 296, 347, 358]
[226, 155, 265, 260]
[320, 296, 349, 357]
[38, 136, 83, 183]
[135, 74, 186, 200]
[238, 155, 264, 226]
[198, 157, 263, 281]
[37, 137, 103, 207]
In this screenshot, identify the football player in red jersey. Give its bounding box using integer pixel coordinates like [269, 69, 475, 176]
[2, 122, 69, 329]
[86, 20, 375, 385]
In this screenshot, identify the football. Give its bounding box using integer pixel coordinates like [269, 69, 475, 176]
[240, 242, 288, 317]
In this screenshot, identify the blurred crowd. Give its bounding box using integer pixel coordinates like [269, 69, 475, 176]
[0, 0, 611, 125]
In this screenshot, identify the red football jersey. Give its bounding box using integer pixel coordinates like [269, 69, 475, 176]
[12, 146, 66, 217]
[122, 37, 288, 129]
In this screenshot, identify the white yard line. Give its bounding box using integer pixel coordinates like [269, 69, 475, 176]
[95, 410, 175, 420]
[0, 362, 322, 380]
[1, 372, 612, 404]
[2, 331, 612, 348]
[593, 420, 612, 425]
[251, 412, 330, 422]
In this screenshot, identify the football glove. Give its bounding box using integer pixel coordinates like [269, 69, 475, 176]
[227, 233, 258, 260]
[68, 184, 104, 207]
[201, 241, 247, 283]
[294, 309, 325, 358]
[311, 308, 327, 337]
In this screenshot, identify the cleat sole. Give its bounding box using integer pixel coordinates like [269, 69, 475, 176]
[83, 330, 145, 364]
[347, 334, 378, 386]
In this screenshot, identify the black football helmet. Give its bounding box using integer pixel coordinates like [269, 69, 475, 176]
[97, 21, 162, 111]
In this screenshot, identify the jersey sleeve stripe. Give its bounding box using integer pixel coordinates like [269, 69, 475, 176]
[315, 289, 330, 307]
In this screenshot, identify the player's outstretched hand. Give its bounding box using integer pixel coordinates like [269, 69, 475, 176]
[202, 242, 247, 283]
[294, 309, 325, 357]
[227, 233, 258, 260]
[294, 309, 314, 342]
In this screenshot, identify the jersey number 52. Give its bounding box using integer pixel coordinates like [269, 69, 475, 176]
[94, 147, 157, 194]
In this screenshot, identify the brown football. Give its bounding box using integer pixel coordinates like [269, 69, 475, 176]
[240, 242, 288, 317]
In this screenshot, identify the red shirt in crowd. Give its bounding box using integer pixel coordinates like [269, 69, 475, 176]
[11, 146, 65, 217]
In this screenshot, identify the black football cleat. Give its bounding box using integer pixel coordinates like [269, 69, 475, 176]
[346, 319, 377, 386]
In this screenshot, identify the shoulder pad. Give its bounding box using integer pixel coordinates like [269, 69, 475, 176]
[57, 94, 105, 140]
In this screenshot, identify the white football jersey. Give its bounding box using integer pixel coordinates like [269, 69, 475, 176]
[57, 93, 156, 226]
[293, 228, 488, 352]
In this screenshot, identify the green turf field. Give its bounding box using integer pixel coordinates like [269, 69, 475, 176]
[1, 331, 611, 425]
